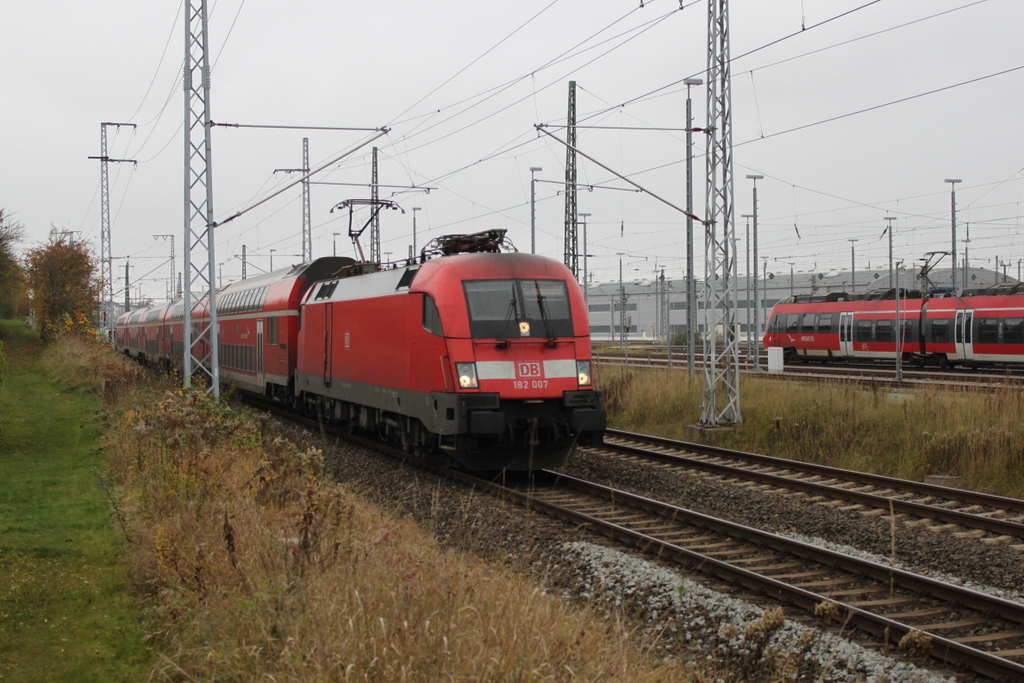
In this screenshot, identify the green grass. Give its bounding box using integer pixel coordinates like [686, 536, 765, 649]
[0, 320, 152, 681]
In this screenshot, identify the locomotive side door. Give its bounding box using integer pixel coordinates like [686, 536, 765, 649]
[322, 302, 333, 389]
[256, 320, 265, 380]
[838, 312, 854, 357]
[955, 310, 974, 362]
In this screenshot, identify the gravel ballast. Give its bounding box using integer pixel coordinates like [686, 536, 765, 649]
[295, 426, 992, 680]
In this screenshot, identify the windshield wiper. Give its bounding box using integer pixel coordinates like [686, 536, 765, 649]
[534, 284, 557, 347]
[495, 295, 517, 349]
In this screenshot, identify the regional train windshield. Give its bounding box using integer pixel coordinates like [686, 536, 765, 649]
[463, 279, 574, 339]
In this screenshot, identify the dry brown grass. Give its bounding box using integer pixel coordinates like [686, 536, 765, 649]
[39, 333, 147, 395]
[99, 380, 695, 681]
[597, 365, 1024, 498]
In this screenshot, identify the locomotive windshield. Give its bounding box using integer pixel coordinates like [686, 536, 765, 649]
[464, 279, 573, 339]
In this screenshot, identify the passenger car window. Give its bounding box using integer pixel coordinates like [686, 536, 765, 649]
[800, 313, 815, 333]
[817, 313, 833, 334]
[930, 319, 950, 343]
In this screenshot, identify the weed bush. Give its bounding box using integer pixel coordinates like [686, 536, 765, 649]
[103, 384, 691, 681]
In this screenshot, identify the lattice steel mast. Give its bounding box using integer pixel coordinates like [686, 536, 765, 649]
[183, 0, 220, 398]
[370, 146, 380, 262]
[274, 138, 313, 261]
[302, 138, 311, 261]
[90, 122, 136, 330]
[700, 0, 741, 426]
[563, 81, 578, 278]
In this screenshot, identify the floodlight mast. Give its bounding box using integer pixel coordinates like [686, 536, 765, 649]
[684, 76, 703, 376]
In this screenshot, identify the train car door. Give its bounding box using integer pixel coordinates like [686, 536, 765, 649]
[839, 312, 855, 357]
[955, 310, 974, 362]
[256, 320, 265, 380]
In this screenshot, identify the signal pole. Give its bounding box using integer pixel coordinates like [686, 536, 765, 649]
[945, 178, 961, 293]
[89, 122, 136, 330]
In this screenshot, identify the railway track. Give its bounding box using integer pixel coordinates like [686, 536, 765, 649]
[247, 396, 1024, 679]
[593, 350, 1024, 389]
[600, 429, 1024, 548]
[481, 469, 1024, 681]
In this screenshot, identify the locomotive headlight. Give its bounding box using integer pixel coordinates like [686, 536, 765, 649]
[577, 360, 592, 387]
[455, 362, 479, 389]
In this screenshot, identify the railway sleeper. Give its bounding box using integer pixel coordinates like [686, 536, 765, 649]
[881, 607, 950, 620]
[952, 529, 987, 539]
[915, 618, 989, 631]
[767, 570, 831, 581]
[796, 576, 864, 590]
[954, 631, 1024, 644]
[741, 560, 805, 572]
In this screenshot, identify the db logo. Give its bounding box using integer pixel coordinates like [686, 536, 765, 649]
[516, 362, 542, 379]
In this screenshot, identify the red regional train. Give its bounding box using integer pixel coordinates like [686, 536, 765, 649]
[762, 282, 1024, 368]
[114, 230, 605, 471]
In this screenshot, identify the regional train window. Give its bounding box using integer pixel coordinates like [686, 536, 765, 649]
[930, 319, 950, 343]
[1005, 318, 1024, 344]
[800, 313, 815, 333]
[422, 294, 443, 336]
[854, 320, 873, 342]
[785, 314, 799, 333]
[978, 318, 999, 344]
[875, 319, 892, 342]
[817, 313, 833, 334]
[463, 279, 573, 339]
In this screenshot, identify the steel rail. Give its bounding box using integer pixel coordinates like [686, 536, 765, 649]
[606, 429, 1024, 517]
[244, 395, 1024, 680]
[490, 471, 1024, 682]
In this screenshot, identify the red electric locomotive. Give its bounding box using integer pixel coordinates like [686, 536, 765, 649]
[114, 229, 605, 471]
[295, 230, 605, 471]
[763, 282, 1024, 368]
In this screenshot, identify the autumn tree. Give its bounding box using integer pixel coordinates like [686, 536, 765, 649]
[24, 230, 102, 340]
[0, 209, 25, 318]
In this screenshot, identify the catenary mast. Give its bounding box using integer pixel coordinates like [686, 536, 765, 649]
[563, 81, 578, 279]
[183, 0, 220, 398]
[699, 0, 741, 426]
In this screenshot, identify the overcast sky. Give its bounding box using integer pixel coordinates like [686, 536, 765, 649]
[2, 0, 1022, 301]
